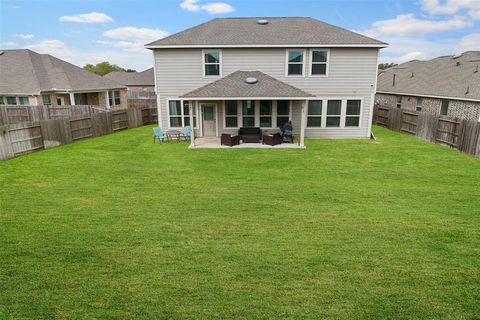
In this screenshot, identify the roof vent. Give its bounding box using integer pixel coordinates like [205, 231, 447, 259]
[245, 77, 258, 84]
[465, 86, 470, 95]
[257, 19, 269, 25]
[411, 72, 414, 78]
[456, 61, 461, 66]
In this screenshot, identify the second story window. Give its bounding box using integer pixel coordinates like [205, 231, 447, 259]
[311, 50, 328, 75]
[203, 50, 221, 76]
[287, 50, 304, 76]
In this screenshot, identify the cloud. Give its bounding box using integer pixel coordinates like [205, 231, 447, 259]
[421, 0, 480, 15]
[458, 33, 480, 51]
[0, 41, 19, 48]
[358, 14, 472, 37]
[469, 9, 480, 20]
[103, 27, 169, 41]
[59, 12, 113, 24]
[13, 34, 34, 39]
[180, 0, 234, 14]
[23, 39, 152, 71]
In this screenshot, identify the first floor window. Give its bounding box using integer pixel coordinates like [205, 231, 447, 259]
[345, 100, 361, 127]
[42, 95, 51, 106]
[277, 100, 290, 127]
[77, 93, 88, 105]
[169, 100, 197, 127]
[18, 96, 29, 106]
[416, 98, 423, 111]
[225, 101, 238, 128]
[242, 100, 255, 127]
[287, 50, 304, 76]
[440, 100, 449, 116]
[326, 100, 341, 127]
[183, 101, 197, 127]
[108, 91, 113, 106]
[307, 100, 322, 127]
[204, 50, 220, 76]
[396, 96, 402, 108]
[114, 90, 121, 105]
[169, 100, 182, 127]
[260, 100, 272, 128]
[0, 96, 4, 105]
[6, 96, 17, 105]
[311, 50, 328, 75]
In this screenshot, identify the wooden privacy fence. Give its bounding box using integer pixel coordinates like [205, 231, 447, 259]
[0, 105, 101, 125]
[373, 105, 480, 157]
[0, 107, 158, 160]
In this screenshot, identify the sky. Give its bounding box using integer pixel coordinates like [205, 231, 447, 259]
[0, 0, 479, 70]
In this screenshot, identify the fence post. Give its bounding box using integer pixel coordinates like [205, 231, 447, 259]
[0, 125, 14, 160]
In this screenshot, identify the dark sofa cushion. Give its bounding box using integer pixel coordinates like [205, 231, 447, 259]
[239, 127, 262, 143]
[239, 127, 261, 135]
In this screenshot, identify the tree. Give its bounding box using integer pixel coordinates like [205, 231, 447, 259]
[82, 61, 126, 76]
[125, 69, 137, 73]
[378, 62, 398, 71]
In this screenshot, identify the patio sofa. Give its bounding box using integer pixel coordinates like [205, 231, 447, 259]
[239, 127, 262, 143]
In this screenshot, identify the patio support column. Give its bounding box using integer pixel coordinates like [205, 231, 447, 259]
[189, 101, 195, 147]
[104, 90, 110, 110]
[300, 100, 307, 147]
[69, 92, 75, 106]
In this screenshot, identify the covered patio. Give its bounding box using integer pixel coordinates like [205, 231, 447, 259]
[180, 70, 314, 148]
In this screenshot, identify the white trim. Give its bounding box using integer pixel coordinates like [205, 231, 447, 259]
[200, 103, 218, 137]
[368, 51, 380, 137]
[309, 48, 330, 77]
[146, 44, 388, 49]
[166, 98, 200, 129]
[285, 49, 306, 77]
[182, 96, 313, 100]
[376, 91, 480, 103]
[202, 49, 222, 78]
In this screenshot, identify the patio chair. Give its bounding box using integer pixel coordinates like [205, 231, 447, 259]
[153, 127, 166, 143]
[179, 126, 191, 141]
[221, 133, 240, 147]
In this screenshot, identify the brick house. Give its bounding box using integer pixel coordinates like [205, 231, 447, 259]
[376, 51, 480, 121]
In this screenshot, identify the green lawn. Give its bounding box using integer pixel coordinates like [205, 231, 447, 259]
[1, 125, 479, 319]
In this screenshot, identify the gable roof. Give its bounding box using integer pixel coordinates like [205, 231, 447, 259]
[181, 70, 314, 99]
[104, 68, 154, 86]
[0, 49, 125, 95]
[146, 17, 387, 48]
[377, 51, 480, 102]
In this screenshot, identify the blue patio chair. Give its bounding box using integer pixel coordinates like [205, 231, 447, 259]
[180, 126, 191, 141]
[153, 127, 166, 143]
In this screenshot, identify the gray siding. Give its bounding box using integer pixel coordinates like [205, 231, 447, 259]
[154, 47, 379, 138]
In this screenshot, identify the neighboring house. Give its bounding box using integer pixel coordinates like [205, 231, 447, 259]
[376, 51, 480, 121]
[104, 68, 155, 98]
[0, 49, 127, 108]
[146, 17, 387, 145]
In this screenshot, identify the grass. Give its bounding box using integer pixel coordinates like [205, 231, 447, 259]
[1, 125, 479, 319]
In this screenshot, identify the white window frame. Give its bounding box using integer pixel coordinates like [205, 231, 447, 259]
[416, 97, 423, 111]
[222, 100, 292, 129]
[345, 99, 362, 128]
[223, 100, 240, 129]
[166, 98, 199, 129]
[275, 100, 292, 128]
[306, 100, 323, 128]
[309, 49, 329, 77]
[306, 97, 363, 129]
[202, 49, 222, 78]
[285, 49, 306, 77]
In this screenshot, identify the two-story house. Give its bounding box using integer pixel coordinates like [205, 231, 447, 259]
[146, 17, 387, 146]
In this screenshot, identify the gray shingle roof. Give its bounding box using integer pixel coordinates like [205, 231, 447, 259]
[0, 49, 125, 95]
[104, 68, 154, 86]
[146, 17, 386, 48]
[181, 70, 314, 98]
[377, 51, 480, 101]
